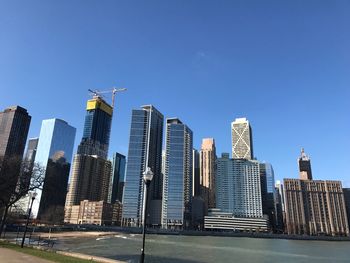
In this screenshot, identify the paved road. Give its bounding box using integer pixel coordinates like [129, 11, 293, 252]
[0, 248, 53, 263]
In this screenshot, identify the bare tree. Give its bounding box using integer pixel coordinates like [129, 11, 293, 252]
[0, 156, 45, 236]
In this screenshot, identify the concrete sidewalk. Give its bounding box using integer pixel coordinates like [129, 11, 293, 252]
[0, 247, 53, 263]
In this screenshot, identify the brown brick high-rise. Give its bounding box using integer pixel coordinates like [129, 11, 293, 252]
[284, 179, 349, 236]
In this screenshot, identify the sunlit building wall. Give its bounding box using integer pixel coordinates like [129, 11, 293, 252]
[122, 105, 164, 227]
[162, 118, 193, 230]
[32, 118, 76, 221]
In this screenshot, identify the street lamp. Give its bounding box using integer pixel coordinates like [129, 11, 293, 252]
[21, 192, 37, 248]
[140, 167, 154, 263]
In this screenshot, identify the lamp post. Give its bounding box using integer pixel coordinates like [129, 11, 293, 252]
[140, 167, 154, 263]
[21, 192, 37, 248]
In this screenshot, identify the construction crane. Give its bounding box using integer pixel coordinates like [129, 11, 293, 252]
[88, 87, 126, 108]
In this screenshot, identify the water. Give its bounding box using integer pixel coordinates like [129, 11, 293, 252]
[56, 233, 350, 263]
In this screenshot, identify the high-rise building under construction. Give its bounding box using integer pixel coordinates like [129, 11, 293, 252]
[65, 94, 116, 223]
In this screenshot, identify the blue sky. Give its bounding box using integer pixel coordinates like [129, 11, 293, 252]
[0, 1, 349, 185]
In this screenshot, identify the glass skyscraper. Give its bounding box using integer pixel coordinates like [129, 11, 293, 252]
[260, 162, 276, 229]
[161, 118, 193, 230]
[122, 105, 164, 227]
[192, 149, 200, 197]
[24, 138, 39, 167]
[20, 137, 39, 193]
[32, 119, 76, 221]
[108, 152, 126, 203]
[65, 96, 113, 217]
[78, 98, 113, 159]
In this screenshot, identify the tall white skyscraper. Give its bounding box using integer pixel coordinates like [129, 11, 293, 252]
[162, 118, 193, 230]
[231, 118, 253, 159]
[216, 153, 262, 218]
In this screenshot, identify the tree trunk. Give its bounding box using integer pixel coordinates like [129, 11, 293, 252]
[0, 205, 9, 237]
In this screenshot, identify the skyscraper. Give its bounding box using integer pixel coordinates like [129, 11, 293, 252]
[0, 106, 31, 204]
[259, 162, 276, 229]
[20, 138, 39, 192]
[32, 119, 76, 221]
[77, 97, 113, 159]
[275, 180, 285, 212]
[108, 152, 126, 203]
[24, 138, 39, 169]
[199, 138, 216, 212]
[275, 180, 285, 231]
[215, 153, 231, 212]
[0, 106, 31, 160]
[284, 150, 349, 236]
[192, 149, 200, 197]
[162, 118, 193, 229]
[231, 118, 253, 160]
[298, 148, 312, 180]
[65, 96, 114, 223]
[284, 179, 349, 236]
[122, 105, 164, 227]
[343, 188, 350, 229]
[216, 153, 262, 218]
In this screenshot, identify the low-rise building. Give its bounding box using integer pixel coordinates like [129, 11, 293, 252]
[112, 201, 123, 226]
[64, 200, 122, 226]
[204, 209, 269, 232]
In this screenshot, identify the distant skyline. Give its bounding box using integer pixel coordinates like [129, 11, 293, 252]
[1, 1, 349, 186]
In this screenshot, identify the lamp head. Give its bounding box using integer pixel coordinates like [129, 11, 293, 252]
[143, 167, 154, 183]
[31, 192, 38, 199]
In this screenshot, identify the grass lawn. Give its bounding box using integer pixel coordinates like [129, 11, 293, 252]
[0, 241, 93, 263]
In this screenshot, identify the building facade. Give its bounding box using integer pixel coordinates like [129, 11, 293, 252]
[122, 105, 164, 227]
[162, 118, 193, 230]
[192, 149, 200, 197]
[66, 154, 112, 206]
[275, 180, 285, 213]
[24, 138, 39, 168]
[78, 97, 112, 159]
[259, 163, 276, 229]
[199, 138, 216, 213]
[231, 118, 253, 160]
[108, 152, 126, 203]
[19, 137, 39, 193]
[0, 106, 31, 160]
[32, 119, 76, 221]
[204, 209, 269, 232]
[216, 154, 263, 218]
[343, 188, 350, 229]
[65, 96, 114, 223]
[274, 180, 285, 232]
[65, 200, 121, 226]
[0, 106, 31, 205]
[284, 179, 349, 236]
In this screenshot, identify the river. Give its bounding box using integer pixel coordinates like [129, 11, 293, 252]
[54, 233, 350, 263]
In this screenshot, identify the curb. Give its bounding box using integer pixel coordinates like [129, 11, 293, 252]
[56, 251, 126, 263]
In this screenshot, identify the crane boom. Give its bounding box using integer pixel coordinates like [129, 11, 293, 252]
[88, 87, 126, 109]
